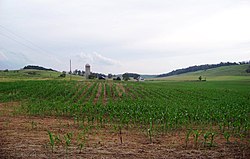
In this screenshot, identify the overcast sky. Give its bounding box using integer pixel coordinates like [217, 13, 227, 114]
[0, 0, 250, 74]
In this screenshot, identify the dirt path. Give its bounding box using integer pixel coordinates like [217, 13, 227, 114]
[72, 82, 85, 102]
[76, 82, 92, 103]
[0, 102, 249, 159]
[125, 86, 138, 99]
[109, 82, 115, 99]
[93, 83, 102, 105]
[82, 82, 99, 104]
[116, 83, 126, 97]
[103, 83, 107, 105]
[129, 86, 144, 99]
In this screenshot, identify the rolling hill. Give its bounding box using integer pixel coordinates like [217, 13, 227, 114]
[154, 64, 250, 81]
[0, 69, 83, 81]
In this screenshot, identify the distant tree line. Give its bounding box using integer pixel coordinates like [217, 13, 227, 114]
[89, 72, 106, 79]
[122, 73, 140, 80]
[239, 61, 250, 65]
[246, 66, 250, 73]
[69, 69, 106, 78]
[70, 69, 85, 76]
[157, 61, 250, 78]
[23, 65, 57, 72]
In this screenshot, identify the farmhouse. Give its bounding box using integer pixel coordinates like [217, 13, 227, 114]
[136, 76, 145, 82]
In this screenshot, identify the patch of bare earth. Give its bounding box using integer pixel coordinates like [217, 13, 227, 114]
[125, 86, 137, 99]
[76, 82, 92, 103]
[83, 83, 99, 104]
[109, 82, 115, 100]
[93, 83, 102, 105]
[129, 86, 144, 99]
[116, 83, 126, 97]
[103, 83, 107, 105]
[71, 82, 85, 102]
[0, 102, 249, 159]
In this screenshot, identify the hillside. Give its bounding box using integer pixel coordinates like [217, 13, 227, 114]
[0, 69, 83, 81]
[23, 65, 57, 72]
[157, 62, 244, 78]
[141, 74, 157, 79]
[155, 64, 250, 81]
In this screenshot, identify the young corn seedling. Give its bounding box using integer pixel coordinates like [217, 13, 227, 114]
[77, 133, 85, 154]
[119, 125, 123, 144]
[78, 141, 84, 154]
[31, 121, 37, 130]
[193, 130, 201, 148]
[148, 128, 152, 144]
[113, 124, 118, 132]
[64, 132, 73, 154]
[55, 134, 62, 148]
[185, 129, 192, 148]
[203, 131, 210, 147]
[47, 130, 55, 153]
[79, 120, 84, 129]
[148, 118, 153, 143]
[219, 123, 224, 133]
[223, 131, 231, 143]
[209, 132, 216, 147]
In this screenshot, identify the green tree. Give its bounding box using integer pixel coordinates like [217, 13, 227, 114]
[108, 74, 113, 78]
[246, 66, 250, 73]
[59, 71, 66, 78]
[122, 74, 130, 81]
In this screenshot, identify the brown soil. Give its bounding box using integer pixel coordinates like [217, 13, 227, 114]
[93, 83, 102, 105]
[103, 83, 107, 105]
[71, 82, 85, 102]
[125, 86, 137, 99]
[76, 82, 92, 102]
[83, 82, 99, 104]
[115, 84, 121, 97]
[129, 86, 144, 99]
[0, 102, 249, 159]
[116, 83, 126, 97]
[109, 82, 115, 99]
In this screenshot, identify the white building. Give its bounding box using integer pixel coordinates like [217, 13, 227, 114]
[85, 64, 90, 79]
[136, 76, 145, 82]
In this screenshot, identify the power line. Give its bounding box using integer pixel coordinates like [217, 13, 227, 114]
[0, 32, 43, 53]
[0, 25, 54, 56]
[0, 25, 64, 67]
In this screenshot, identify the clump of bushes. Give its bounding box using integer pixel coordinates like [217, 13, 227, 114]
[246, 66, 250, 73]
[27, 71, 37, 75]
[59, 71, 66, 78]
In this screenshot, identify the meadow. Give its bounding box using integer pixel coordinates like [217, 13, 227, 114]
[0, 69, 82, 81]
[0, 78, 249, 158]
[157, 64, 250, 81]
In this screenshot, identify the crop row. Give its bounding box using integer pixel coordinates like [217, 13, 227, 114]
[0, 80, 249, 138]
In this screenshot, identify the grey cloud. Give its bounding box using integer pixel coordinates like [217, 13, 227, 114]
[1, 0, 250, 73]
[76, 52, 121, 66]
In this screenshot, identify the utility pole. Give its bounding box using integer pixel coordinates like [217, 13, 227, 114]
[70, 59, 72, 81]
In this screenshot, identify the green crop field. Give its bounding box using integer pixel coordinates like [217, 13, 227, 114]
[1, 80, 249, 135]
[0, 66, 250, 158]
